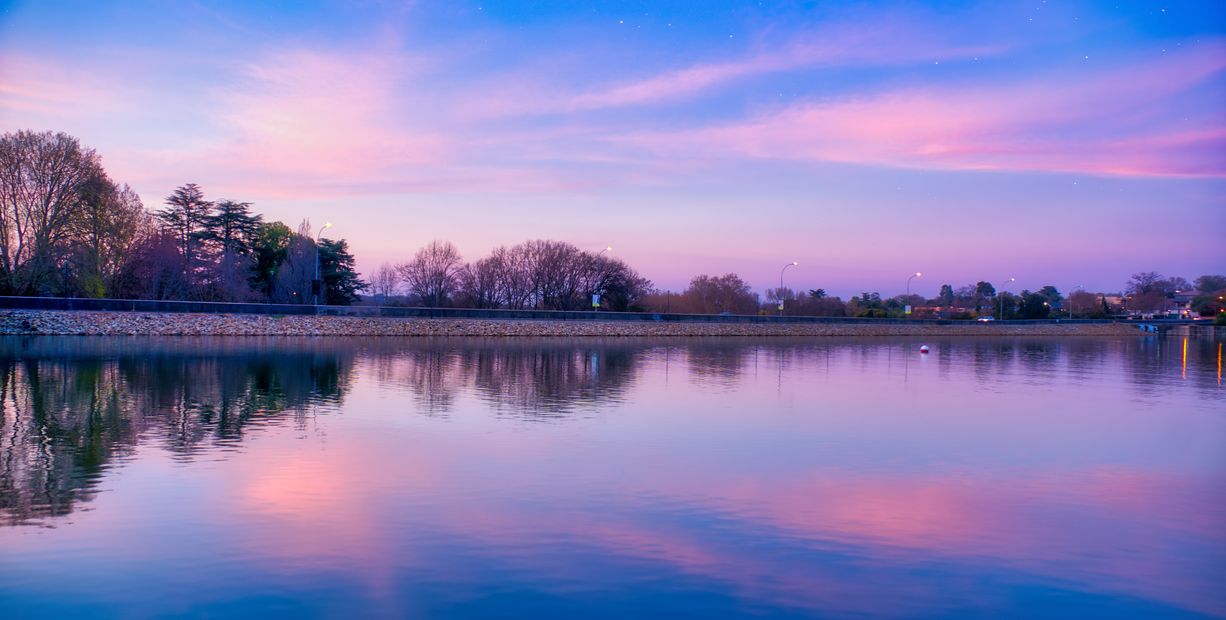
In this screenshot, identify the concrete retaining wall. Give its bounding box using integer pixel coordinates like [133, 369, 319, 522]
[0, 309, 1144, 337]
[0, 296, 1120, 326]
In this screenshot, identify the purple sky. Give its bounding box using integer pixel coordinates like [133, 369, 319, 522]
[1, 1, 1223, 297]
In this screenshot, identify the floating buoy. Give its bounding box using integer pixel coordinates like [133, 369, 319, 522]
[919, 345, 930, 354]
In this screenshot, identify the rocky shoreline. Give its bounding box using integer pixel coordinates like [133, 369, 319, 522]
[0, 310, 1142, 337]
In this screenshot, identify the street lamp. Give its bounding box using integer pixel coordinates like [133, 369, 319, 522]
[999, 277, 1015, 320]
[313, 221, 332, 306]
[906, 272, 922, 317]
[592, 246, 612, 311]
[1068, 283, 1082, 319]
[779, 261, 798, 316]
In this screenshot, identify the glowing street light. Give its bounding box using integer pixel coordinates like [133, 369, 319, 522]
[313, 221, 332, 306]
[779, 261, 798, 316]
[904, 272, 922, 318]
[906, 272, 922, 296]
[999, 277, 1015, 320]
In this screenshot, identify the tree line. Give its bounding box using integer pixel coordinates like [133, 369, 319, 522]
[0, 130, 362, 303]
[6, 130, 1223, 320]
[373, 240, 654, 311]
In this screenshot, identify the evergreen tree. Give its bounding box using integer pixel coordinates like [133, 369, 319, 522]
[318, 238, 366, 305]
[251, 221, 293, 300]
[203, 200, 262, 256]
[938, 283, 954, 306]
[1018, 290, 1052, 319]
[156, 183, 213, 269]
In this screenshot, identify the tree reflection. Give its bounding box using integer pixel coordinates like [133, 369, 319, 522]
[373, 338, 645, 418]
[0, 337, 650, 523]
[0, 337, 354, 525]
[6, 334, 1215, 526]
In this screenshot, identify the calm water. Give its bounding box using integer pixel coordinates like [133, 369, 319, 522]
[0, 335, 1223, 618]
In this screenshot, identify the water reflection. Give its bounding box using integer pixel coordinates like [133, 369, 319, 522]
[371, 339, 645, 417]
[0, 338, 352, 524]
[0, 334, 1223, 617]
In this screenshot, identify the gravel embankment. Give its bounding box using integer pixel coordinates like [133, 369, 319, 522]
[0, 310, 1142, 337]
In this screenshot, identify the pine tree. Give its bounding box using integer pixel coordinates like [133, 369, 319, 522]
[318, 238, 366, 305]
[156, 183, 213, 269]
[939, 283, 954, 306]
[203, 200, 262, 256]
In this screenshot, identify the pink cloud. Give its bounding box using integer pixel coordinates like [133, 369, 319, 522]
[616, 43, 1226, 178]
[0, 53, 127, 119]
[200, 49, 450, 186]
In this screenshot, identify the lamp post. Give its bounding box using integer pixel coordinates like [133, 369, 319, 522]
[1068, 283, 1082, 319]
[313, 221, 332, 305]
[592, 246, 612, 311]
[779, 261, 797, 316]
[999, 277, 1015, 320]
[906, 272, 921, 317]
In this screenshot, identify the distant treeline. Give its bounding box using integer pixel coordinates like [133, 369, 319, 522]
[373, 240, 654, 312]
[378, 246, 1225, 320]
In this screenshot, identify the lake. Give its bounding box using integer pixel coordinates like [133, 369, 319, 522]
[1, 335, 1223, 618]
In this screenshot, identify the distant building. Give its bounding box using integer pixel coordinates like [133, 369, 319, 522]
[1169, 292, 1196, 318]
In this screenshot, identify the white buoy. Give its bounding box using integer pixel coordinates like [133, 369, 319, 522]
[919, 345, 930, 354]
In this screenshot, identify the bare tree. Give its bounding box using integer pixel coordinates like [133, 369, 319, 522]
[272, 220, 315, 304]
[679, 274, 759, 315]
[521, 239, 588, 310]
[1126, 272, 1166, 295]
[370, 262, 400, 300]
[455, 256, 503, 309]
[113, 230, 189, 300]
[495, 245, 533, 309]
[72, 174, 150, 297]
[582, 253, 652, 311]
[398, 240, 462, 307]
[0, 130, 104, 294]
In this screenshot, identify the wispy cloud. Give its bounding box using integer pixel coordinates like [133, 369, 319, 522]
[464, 17, 1008, 118]
[203, 48, 449, 185]
[0, 53, 126, 118]
[613, 43, 1226, 178]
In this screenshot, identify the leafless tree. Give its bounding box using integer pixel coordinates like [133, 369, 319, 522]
[398, 240, 462, 307]
[581, 253, 652, 311]
[519, 239, 589, 310]
[71, 174, 151, 297]
[370, 262, 400, 300]
[679, 273, 759, 315]
[112, 230, 189, 300]
[0, 130, 105, 294]
[494, 245, 533, 309]
[455, 255, 503, 309]
[272, 221, 315, 304]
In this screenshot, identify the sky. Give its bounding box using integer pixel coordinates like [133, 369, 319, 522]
[1, 0, 1223, 297]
